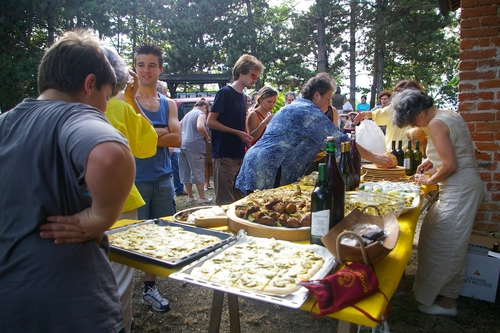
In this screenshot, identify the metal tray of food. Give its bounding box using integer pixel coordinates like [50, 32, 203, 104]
[107, 219, 236, 268]
[170, 231, 337, 309]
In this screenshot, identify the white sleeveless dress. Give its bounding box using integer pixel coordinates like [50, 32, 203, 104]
[413, 111, 485, 306]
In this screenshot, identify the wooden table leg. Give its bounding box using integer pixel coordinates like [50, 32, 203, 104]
[227, 293, 241, 333]
[337, 320, 357, 333]
[208, 290, 225, 333]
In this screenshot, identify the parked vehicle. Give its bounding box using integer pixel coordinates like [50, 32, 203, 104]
[174, 97, 215, 121]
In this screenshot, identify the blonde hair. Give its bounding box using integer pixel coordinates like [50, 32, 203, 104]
[232, 54, 265, 81]
[254, 86, 277, 108]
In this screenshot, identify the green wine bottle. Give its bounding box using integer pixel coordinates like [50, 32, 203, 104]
[310, 163, 333, 246]
[340, 142, 354, 191]
[350, 133, 361, 189]
[413, 140, 423, 174]
[325, 137, 345, 229]
[404, 140, 414, 176]
[396, 140, 405, 166]
[390, 140, 398, 164]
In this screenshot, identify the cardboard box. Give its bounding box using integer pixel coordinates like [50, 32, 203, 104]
[469, 234, 499, 250]
[459, 241, 500, 303]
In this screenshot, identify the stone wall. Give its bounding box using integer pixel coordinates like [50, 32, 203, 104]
[458, 0, 500, 237]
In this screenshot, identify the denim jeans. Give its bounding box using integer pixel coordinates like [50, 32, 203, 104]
[171, 152, 185, 194]
[136, 175, 176, 219]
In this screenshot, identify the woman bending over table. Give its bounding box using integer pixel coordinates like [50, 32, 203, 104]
[391, 89, 484, 317]
[236, 73, 349, 194]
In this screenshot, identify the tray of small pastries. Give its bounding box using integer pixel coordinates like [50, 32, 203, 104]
[107, 219, 236, 268]
[226, 184, 313, 241]
[170, 231, 337, 309]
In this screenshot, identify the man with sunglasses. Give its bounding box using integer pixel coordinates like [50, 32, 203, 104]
[207, 54, 264, 205]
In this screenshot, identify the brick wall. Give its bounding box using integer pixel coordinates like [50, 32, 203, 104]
[458, 0, 500, 237]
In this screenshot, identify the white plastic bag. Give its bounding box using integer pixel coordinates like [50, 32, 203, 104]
[356, 120, 386, 154]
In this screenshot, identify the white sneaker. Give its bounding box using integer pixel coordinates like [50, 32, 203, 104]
[187, 197, 195, 203]
[418, 304, 457, 317]
[142, 286, 170, 312]
[198, 197, 213, 204]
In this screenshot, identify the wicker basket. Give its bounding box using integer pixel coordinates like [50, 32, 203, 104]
[321, 207, 399, 265]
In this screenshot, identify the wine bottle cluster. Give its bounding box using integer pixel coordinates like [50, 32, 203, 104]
[404, 140, 423, 175]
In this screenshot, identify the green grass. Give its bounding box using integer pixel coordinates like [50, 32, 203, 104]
[175, 183, 216, 213]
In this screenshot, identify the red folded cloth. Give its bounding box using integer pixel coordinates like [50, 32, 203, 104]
[302, 261, 379, 317]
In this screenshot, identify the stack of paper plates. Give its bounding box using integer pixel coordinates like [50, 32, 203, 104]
[361, 164, 407, 181]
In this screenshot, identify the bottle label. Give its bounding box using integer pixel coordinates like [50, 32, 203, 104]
[404, 158, 411, 169]
[311, 210, 330, 237]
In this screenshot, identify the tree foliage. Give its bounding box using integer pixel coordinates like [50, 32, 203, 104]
[0, 0, 459, 112]
[360, 0, 459, 107]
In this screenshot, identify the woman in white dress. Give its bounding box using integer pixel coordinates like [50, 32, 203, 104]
[391, 90, 484, 317]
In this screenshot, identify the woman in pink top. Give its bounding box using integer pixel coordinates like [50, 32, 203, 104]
[246, 86, 277, 146]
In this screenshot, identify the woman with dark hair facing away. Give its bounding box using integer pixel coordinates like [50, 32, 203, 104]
[236, 73, 349, 193]
[391, 89, 484, 317]
[331, 85, 344, 111]
[246, 86, 277, 146]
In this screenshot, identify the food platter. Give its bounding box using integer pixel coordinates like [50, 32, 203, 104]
[227, 204, 310, 241]
[170, 232, 337, 309]
[359, 181, 421, 215]
[400, 195, 420, 214]
[227, 185, 313, 241]
[345, 190, 406, 217]
[173, 206, 229, 228]
[107, 219, 236, 268]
